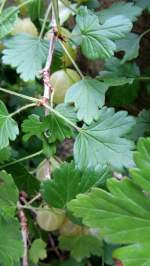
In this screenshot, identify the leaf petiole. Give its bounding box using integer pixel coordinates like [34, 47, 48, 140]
[0, 87, 39, 103]
[9, 103, 36, 118]
[59, 39, 84, 79]
[44, 103, 81, 132]
[0, 150, 43, 170]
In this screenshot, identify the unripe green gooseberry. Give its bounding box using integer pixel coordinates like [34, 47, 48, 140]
[50, 68, 81, 104]
[36, 208, 65, 231]
[11, 18, 38, 36]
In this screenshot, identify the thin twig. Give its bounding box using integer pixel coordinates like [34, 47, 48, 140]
[9, 103, 36, 117]
[49, 234, 63, 260]
[18, 195, 29, 266]
[41, 3, 58, 180]
[27, 193, 41, 205]
[39, 2, 52, 40]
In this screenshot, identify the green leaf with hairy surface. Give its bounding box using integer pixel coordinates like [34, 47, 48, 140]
[2, 34, 49, 81]
[0, 147, 11, 163]
[6, 163, 40, 196]
[114, 243, 150, 266]
[0, 215, 23, 266]
[116, 33, 140, 63]
[0, 171, 18, 216]
[59, 235, 103, 261]
[65, 79, 108, 124]
[41, 162, 110, 208]
[0, 7, 18, 39]
[29, 239, 47, 264]
[55, 104, 78, 123]
[98, 58, 140, 86]
[97, 1, 142, 23]
[68, 178, 150, 263]
[130, 109, 150, 140]
[74, 107, 135, 170]
[130, 138, 150, 193]
[0, 101, 19, 149]
[72, 7, 132, 60]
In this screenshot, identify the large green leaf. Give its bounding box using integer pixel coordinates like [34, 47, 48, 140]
[72, 7, 132, 60]
[0, 7, 18, 39]
[97, 1, 142, 23]
[98, 58, 140, 86]
[0, 170, 18, 216]
[0, 215, 23, 266]
[0, 101, 19, 149]
[68, 138, 150, 266]
[59, 235, 103, 262]
[41, 162, 110, 208]
[65, 78, 108, 124]
[130, 138, 150, 193]
[74, 107, 135, 170]
[68, 178, 150, 243]
[2, 34, 49, 81]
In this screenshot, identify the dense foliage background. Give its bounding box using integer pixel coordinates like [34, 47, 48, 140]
[0, 0, 150, 265]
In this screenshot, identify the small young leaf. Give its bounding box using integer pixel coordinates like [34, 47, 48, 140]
[44, 113, 73, 143]
[0, 7, 18, 39]
[65, 78, 108, 124]
[22, 113, 73, 143]
[59, 235, 103, 261]
[2, 34, 49, 81]
[74, 107, 135, 170]
[29, 239, 47, 264]
[22, 114, 45, 141]
[0, 100, 19, 149]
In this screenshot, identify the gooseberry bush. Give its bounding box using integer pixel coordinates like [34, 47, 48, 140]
[0, 0, 150, 265]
